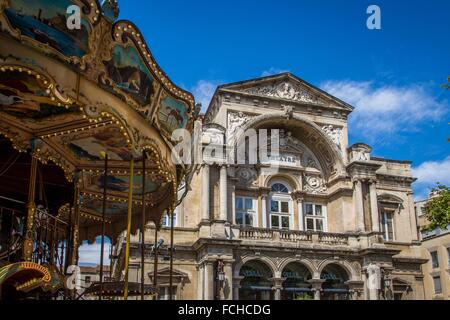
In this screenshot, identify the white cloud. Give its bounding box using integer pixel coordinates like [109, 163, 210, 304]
[191, 80, 220, 112]
[412, 156, 450, 200]
[78, 243, 110, 266]
[261, 67, 289, 77]
[321, 80, 448, 142]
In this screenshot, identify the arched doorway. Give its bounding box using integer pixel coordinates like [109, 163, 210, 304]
[320, 264, 350, 300]
[239, 260, 274, 300]
[281, 262, 312, 300]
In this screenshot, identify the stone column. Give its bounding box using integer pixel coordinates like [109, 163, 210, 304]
[197, 264, 204, 300]
[219, 165, 228, 221]
[233, 276, 244, 300]
[369, 181, 380, 232]
[202, 164, 210, 221]
[271, 278, 284, 300]
[297, 198, 304, 231]
[308, 279, 325, 300]
[231, 183, 236, 225]
[261, 194, 267, 228]
[346, 281, 364, 300]
[354, 179, 365, 232]
[204, 261, 214, 300]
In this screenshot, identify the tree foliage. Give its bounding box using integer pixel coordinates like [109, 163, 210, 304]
[424, 184, 450, 231]
[442, 76, 450, 90]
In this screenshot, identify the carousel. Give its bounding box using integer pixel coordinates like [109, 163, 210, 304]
[0, 0, 197, 300]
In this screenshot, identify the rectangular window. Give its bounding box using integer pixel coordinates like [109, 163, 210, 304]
[431, 251, 439, 269]
[162, 212, 177, 228]
[159, 287, 177, 300]
[381, 211, 394, 241]
[433, 276, 442, 294]
[270, 198, 291, 230]
[304, 204, 326, 232]
[447, 247, 450, 266]
[236, 197, 255, 227]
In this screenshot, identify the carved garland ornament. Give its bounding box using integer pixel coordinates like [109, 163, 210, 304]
[243, 80, 317, 103]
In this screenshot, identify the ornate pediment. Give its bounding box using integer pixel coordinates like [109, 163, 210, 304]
[216, 73, 354, 113]
[242, 79, 318, 104]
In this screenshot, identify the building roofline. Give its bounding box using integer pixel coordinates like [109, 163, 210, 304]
[204, 72, 355, 120]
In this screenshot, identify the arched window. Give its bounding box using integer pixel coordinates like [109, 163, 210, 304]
[271, 183, 289, 193]
[320, 264, 350, 300]
[269, 181, 293, 230]
[281, 262, 313, 300]
[239, 260, 274, 300]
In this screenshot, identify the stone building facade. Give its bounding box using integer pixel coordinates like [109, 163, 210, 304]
[118, 73, 426, 300]
[416, 196, 450, 300]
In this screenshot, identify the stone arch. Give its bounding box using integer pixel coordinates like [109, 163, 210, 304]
[278, 257, 317, 277]
[265, 174, 300, 191]
[235, 113, 346, 180]
[234, 255, 277, 278]
[317, 259, 358, 281]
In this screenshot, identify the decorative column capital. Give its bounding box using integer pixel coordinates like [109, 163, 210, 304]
[291, 190, 306, 201]
[270, 277, 286, 288]
[258, 187, 271, 197]
[307, 278, 325, 290]
[233, 276, 244, 288]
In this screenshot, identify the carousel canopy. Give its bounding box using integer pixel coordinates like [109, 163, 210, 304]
[0, 0, 197, 243]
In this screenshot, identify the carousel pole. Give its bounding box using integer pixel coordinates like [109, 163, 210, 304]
[22, 156, 38, 261]
[169, 206, 174, 300]
[65, 202, 73, 272]
[153, 224, 158, 300]
[68, 173, 81, 300]
[99, 153, 108, 300]
[140, 151, 147, 300]
[123, 158, 134, 300]
[71, 181, 81, 266]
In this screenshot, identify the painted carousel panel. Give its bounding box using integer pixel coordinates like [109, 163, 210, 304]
[104, 44, 155, 106]
[91, 174, 160, 195]
[0, 70, 76, 123]
[82, 197, 129, 216]
[68, 127, 131, 161]
[4, 0, 91, 58]
[157, 95, 189, 136]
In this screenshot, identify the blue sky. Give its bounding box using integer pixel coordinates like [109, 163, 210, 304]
[116, 0, 450, 200]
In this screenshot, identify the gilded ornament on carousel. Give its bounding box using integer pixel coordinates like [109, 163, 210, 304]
[0, 65, 75, 120]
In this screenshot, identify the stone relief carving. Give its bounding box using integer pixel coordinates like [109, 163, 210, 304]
[235, 167, 258, 187]
[283, 104, 294, 119]
[203, 127, 224, 145]
[304, 175, 327, 194]
[227, 111, 255, 140]
[322, 124, 341, 148]
[279, 130, 320, 170]
[304, 155, 319, 170]
[243, 81, 317, 103]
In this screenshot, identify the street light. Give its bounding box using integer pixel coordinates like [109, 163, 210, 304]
[217, 271, 225, 282]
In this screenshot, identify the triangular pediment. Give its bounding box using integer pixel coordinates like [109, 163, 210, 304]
[219, 73, 353, 112]
[152, 267, 188, 278]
